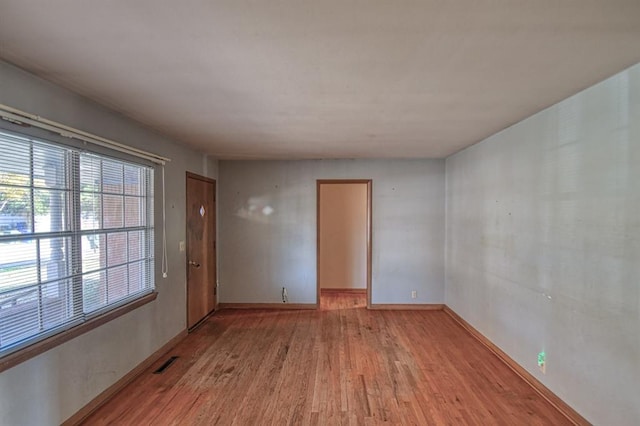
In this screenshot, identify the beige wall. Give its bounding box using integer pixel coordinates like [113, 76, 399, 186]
[218, 159, 445, 304]
[319, 183, 368, 289]
[0, 60, 218, 425]
[446, 64, 639, 425]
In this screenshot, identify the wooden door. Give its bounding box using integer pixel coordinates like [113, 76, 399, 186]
[186, 172, 216, 329]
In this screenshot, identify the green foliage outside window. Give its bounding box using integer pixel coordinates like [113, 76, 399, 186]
[0, 172, 50, 218]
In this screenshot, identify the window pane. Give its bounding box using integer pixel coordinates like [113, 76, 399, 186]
[0, 134, 30, 178]
[0, 185, 32, 234]
[83, 271, 106, 313]
[80, 155, 101, 193]
[128, 230, 144, 261]
[34, 189, 70, 233]
[41, 279, 73, 329]
[148, 230, 155, 261]
[128, 260, 145, 293]
[39, 237, 73, 282]
[33, 143, 67, 190]
[125, 196, 143, 227]
[107, 232, 127, 266]
[0, 240, 37, 291]
[102, 160, 123, 194]
[0, 284, 40, 348]
[124, 165, 142, 195]
[82, 234, 105, 273]
[81, 192, 102, 230]
[102, 195, 123, 228]
[107, 265, 128, 303]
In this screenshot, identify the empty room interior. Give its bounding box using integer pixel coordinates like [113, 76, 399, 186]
[0, 1, 639, 425]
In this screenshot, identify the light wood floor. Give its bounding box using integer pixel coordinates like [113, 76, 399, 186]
[84, 293, 571, 425]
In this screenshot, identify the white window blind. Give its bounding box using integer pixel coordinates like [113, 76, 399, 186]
[0, 129, 154, 357]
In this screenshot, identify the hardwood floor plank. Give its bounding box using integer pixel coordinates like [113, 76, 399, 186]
[83, 293, 574, 425]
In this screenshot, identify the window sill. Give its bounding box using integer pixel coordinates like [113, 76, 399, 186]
[0, 291, 158, 374]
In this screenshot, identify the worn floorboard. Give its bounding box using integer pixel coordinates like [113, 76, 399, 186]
[84, 293, 571, 425]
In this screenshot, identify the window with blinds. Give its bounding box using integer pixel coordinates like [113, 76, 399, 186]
[0, 129, 154, 357]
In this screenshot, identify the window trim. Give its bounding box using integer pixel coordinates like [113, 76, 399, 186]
[0, 103, 169, 165]
[0, 290, 157, 373]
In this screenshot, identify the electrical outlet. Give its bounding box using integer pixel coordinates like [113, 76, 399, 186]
[411, 290, 417, 299]
[538, 351, 546, 374]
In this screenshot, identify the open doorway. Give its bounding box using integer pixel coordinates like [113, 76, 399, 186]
[317, 180, 372, 309]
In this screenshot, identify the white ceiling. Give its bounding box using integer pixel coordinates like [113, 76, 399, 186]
[1, 1, 639, 159]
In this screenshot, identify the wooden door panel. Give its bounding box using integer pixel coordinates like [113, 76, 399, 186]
[186, 173, 216, 329]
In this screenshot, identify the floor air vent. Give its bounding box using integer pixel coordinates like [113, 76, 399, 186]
[153, 356, 178, 374]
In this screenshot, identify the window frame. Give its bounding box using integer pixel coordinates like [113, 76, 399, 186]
[0, 124, 159, 373]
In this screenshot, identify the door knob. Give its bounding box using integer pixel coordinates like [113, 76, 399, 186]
[188, 260, 201, 268]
